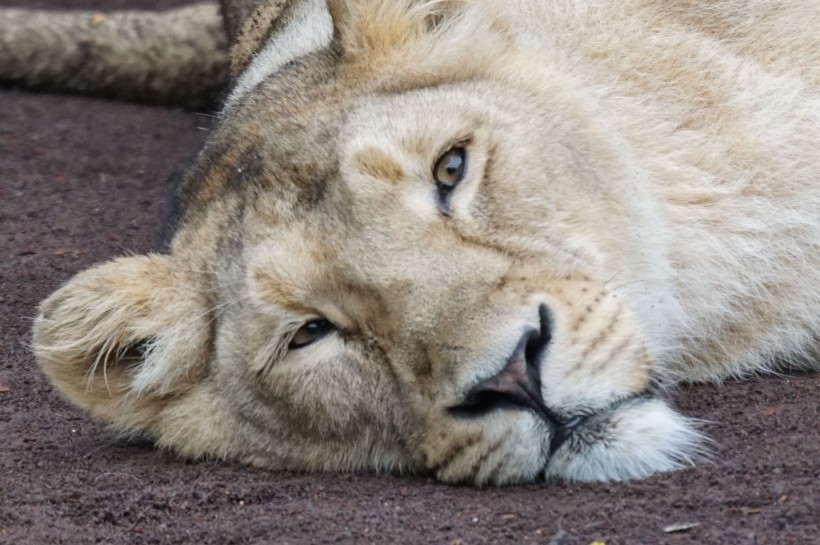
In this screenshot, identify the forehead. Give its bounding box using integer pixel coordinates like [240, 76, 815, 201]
[174, 51, 513, 280]
[190, 82, 485, 216]
[179, 50, 351, 220]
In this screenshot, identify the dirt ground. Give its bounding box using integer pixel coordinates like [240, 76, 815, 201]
[1, 1, 818, 544]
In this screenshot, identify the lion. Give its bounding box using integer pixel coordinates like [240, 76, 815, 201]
[7, 0, 818, 485]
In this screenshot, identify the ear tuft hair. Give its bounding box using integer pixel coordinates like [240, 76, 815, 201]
[326, 0, 514, 88]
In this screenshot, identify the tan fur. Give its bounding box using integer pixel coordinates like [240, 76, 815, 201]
[24, 0, 820, 484]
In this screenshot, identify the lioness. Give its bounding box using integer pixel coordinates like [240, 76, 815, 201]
[8, 0, 818, 485]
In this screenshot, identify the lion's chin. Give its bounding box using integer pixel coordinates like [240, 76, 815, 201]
[544, 398, 708, 482]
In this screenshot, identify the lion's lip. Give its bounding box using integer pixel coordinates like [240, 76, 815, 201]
[546, 392, 653, 456]
[548, 413, 588, 456]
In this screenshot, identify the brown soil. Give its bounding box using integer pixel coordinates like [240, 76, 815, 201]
[1, 1, 818, 544]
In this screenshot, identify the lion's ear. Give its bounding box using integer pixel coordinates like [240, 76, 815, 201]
[326, 0, 428, 61]
[326, 0, 461, 40]
[325, 0, 502, 80]
[223, 0, 288, 77]
[226, 0, 333, 81]
[33, 254, 211, 431]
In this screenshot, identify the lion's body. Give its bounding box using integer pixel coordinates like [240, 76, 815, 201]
[503, 0, 820, 381]
[10, 0, 818, 484]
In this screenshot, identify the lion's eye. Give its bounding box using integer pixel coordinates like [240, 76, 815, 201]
[290, 319, 336, 349]
[433, 146, 467, 207]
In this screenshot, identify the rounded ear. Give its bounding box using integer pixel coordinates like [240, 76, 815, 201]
[322, 0, 507, 82]
[225, 0, 334, 92]
[32, 254, 211, 432]
[224, 0, 290, 78]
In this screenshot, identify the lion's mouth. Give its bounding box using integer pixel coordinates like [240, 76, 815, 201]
[542, 394, 706, 483]
[445, 303, 654, 456]
[546, 392, 651, 454]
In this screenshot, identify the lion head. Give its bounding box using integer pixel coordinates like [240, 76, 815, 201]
[33, 0, 704, 485]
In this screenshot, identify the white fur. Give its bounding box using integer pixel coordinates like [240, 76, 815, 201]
[546, 399, 707, 482]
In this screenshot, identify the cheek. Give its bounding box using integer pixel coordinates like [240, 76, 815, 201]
[540, 286, 654, 412]
[262, 340, 403, 440]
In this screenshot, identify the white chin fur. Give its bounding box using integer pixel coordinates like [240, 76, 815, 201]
[545, 398, 707, 482]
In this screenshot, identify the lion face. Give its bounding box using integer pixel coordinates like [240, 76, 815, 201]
[33, 0, 703, 484]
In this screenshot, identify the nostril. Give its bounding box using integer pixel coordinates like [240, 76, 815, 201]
[448, 389, 517, 418]
[448, 304, 561, 426]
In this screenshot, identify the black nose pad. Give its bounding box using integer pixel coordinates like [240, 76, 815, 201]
[449, 305, 563, 428]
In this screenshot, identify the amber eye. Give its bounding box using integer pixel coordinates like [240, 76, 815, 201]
[433, 146, 467, 204]
[290, 319, 336, 349]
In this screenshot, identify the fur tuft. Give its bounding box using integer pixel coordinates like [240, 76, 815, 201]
[547, 399, 711, 482]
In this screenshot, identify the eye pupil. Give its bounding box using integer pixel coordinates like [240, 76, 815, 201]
[290, 319, 336, 349]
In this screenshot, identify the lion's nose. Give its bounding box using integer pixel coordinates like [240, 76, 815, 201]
[449, 305, 564, 428]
